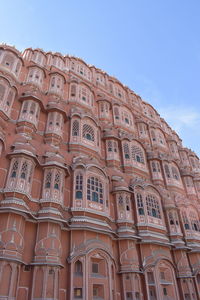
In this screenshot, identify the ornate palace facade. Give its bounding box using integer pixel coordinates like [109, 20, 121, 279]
[0, 44, 200, 300]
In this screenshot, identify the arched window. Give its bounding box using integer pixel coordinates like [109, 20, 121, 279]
[99, 101, 109, 118]
[78, 85, 93, 106]
[96, 73, 105, 86]
[2, 53, 15, 70]
[27, 67, 44, 86]
[114, 84, 125, 100]
[169, 212, 174, 225]
[11, 161, 18, 178]
[19, 100, 40, 126]
[52, 56, 64, 69]
[172, 166, 180, 180]
[30, 102, 36, 115]
[5, 89, 15, 111]
[189, 211, 199, 232]
[75, 173, 83, 199]
[75, 260, 83, 275]
[146, 194, 161, 219]
[32, 51, 45, 66]
[72, 120, 79, 136]
[156, 130, 166, 146]
[117, 193, 132, 220]
[45, 172, 52, 188]
[20, 161, 28, 179]
[123, 142, 130, 159]
[164, 164, 171, 178]
[151, 130, 156, 142]
[151, 162, 157, 172]
[87, 177, 103, 204]
[76, 63, 91, 81]
[7, 158, 34, 194]
[118, 195, 123, 206]
[49, 74, 64, 95]
[83, 124, 94, 141]
[54, 172, 60, 190]
[0, 78, 16, 115]
[70, 84, 76, 97]
[182, 211, 190, 230]
[131, 145, 144, 164]
[138, 123, 148, 137]
[107, 140, 118, 153]
[137, 193, 144, 215]
[27, 67, 44, 87]
[107, 140, 113, 152]
[125, 195, 131, 211]
[113, 106, 120, 120]
[42, 168, 64, 203]
[121, 108, 133, 127]
[46, 112, 63, 136]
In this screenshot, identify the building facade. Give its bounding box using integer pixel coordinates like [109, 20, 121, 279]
[0, 44, 200, 300]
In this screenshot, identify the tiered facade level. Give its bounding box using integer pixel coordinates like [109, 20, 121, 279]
[0, 44, 200, 300]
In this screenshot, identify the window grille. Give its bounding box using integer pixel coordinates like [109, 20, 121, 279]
[11, 161, 18, 178]
[20, 161, 28, 179]
[114, 106, 120, 119]
[71, 84, 76, 97]
[48, 112, 54, 126]
[45, 172, 52, 188]
[172, 167, 179, 180]
[151, 130, 156, 141]
[107, 140, 113, 152]
[126, 195, 130, 211]
[75, 173, 83, 199]
[113, 141, 118, 152]
[118, 195, 123, 205]
[182, 211, 190, 229]
[79, 86, 92, 106]
[189, 211, 199, 231]
[22, 101, 28, 113]
[3, 54, 14, 69]
[55, 113, 62, 127]
[107, 140, 118, 153]
[72, 120, 79, 136]
[137, 193, 144, 215]
[138, 123, 147, 135]
[83, 124, 95, 142]
[131, 145, 144, 163]
[6, 89, 14, 108]
[123, 143, 130, 159]
[54, 172, 60, 190]
[168, 211, 174, 225]
[28, 165, 33, 183]
[30, 102, 36, 115]
[87, 176, 103, 204]
[152, 162, 157, 172]
[156, 162, 161, 172]
[164, 164, 171, 178]
[146, 194, 161, 219]
[27, 67, 43, 85]
[51, 77, 55, 87]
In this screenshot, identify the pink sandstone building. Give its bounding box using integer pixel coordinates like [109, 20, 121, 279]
[0, 44, 200, 300]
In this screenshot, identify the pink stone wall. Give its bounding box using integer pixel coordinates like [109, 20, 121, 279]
[0, 44, 200, 299]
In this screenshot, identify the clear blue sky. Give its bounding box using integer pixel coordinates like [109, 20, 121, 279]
[1, 0, 200, 156]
